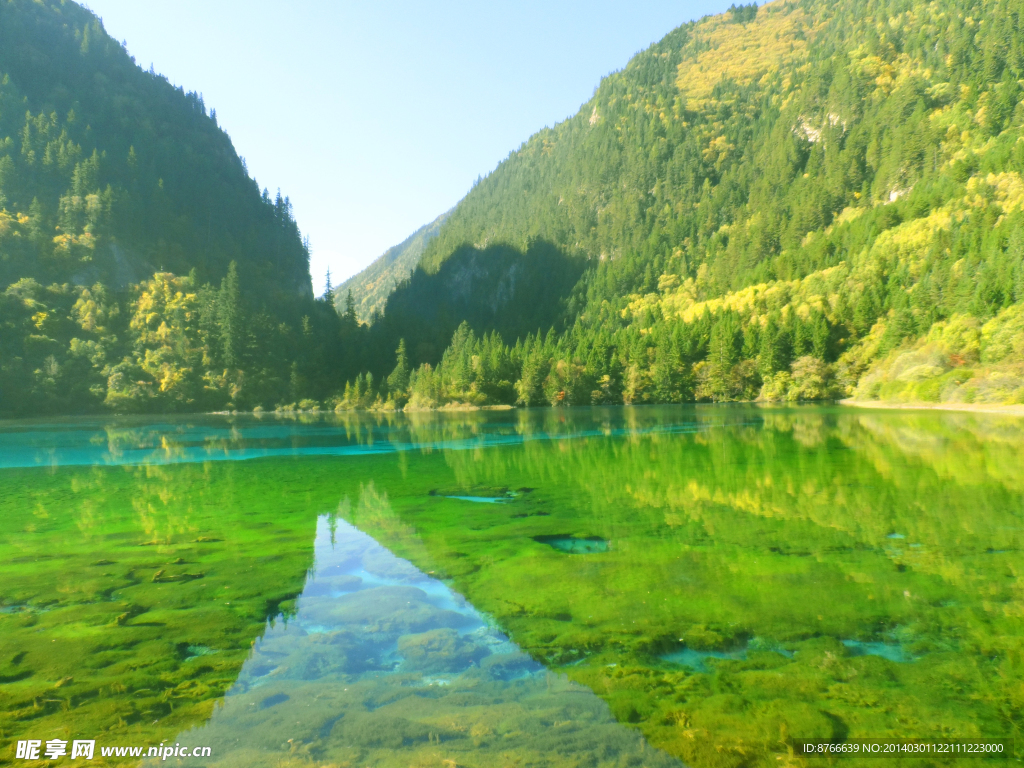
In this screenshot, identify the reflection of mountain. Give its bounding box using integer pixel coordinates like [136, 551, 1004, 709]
[3, 408, 1022, 767]
[340, 407, 1024, 767]
[160, 514, 678, 767]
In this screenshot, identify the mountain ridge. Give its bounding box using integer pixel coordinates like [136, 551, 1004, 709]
[334, 210, 449, 322]
[0, 0, 312, 299]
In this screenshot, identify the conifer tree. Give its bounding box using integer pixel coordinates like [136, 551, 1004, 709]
[707, 313, 740, 400]
[515, 347, 545, 407]
[386, 339, 410, 399]
[219, 261, 243, 369]
[344, 290, 357, 326]
[323, 268, 335, 306]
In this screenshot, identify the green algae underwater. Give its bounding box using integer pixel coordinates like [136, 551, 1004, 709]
[0, 406, 1022, 768]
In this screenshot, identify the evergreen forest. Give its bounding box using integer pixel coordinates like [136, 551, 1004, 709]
[0, 0, 374, 415]
[4, 0, 1024, 416]
[355, 0, 1024, 412]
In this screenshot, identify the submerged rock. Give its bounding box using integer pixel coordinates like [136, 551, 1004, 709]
[258, 692, 289, 709]
[397, 628, 487, 673]
[303, 586, 472, 635]
[533, 535, 609, 554]
[480, 650, 538, 681]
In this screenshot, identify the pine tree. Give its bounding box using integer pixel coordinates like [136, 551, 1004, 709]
[651, 341, 680, 403]
[707, 313, 740, 400]
[353, 373, 365, 406]
[515, 349, 545, 406]
[323, 268, 335, 306]
[344, 290, 357, 326]
[219, 261, 243, 369]
[387, 339, 411, 399]
[811, 314, 831, 360]
[363, 372, 375, 407]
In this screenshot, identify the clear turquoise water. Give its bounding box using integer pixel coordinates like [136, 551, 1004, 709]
[2, 405, 1022, 768]
[145, 515, 675, 766]
[0, 408, 730, 469]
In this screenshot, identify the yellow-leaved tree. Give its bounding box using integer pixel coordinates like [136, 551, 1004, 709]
[105, 273, 205, 411]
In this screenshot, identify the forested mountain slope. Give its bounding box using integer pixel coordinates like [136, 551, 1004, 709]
[6, 0, 1024, 415]
[0, 0, 364, 416]
[0, 0, 310, 296]
[358, 0, 1024, 410]
[335, 210, 449, 323]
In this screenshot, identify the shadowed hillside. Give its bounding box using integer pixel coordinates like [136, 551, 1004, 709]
[374, 239, 587, 367]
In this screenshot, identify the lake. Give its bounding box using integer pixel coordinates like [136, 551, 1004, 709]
[1, 405, 1021, 767]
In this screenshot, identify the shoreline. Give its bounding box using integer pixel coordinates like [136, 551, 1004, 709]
[208, 403, 518, 416]
[839, 398, 1024, 416]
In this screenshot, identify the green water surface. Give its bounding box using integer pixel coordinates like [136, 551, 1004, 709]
[1, 406, 1021, 767]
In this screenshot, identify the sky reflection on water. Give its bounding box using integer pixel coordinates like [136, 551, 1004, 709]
[152, 516, 679, 767]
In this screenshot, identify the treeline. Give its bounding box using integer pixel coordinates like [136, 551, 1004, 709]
[0, 267, 374, 415]
[334, 166, 1024, 411]
[331, 308, 841, 412]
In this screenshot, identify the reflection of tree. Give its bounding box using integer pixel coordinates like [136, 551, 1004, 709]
[439, 408, 1024, 571]
[0, 459, 322, 755]
[838, 411, 1024, 493]
[337, 481, 440, 577]
[352, 407, 1024, 766]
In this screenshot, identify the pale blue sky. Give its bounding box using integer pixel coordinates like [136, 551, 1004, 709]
[83, 0, 736, 293]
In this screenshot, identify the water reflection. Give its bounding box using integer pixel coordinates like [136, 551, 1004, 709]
[156, 516, 679, 767]
[0, 406, 759, 468]
[3, 406, 1022, 767]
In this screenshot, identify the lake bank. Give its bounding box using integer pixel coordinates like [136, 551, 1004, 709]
[840, 398, 1024, 416]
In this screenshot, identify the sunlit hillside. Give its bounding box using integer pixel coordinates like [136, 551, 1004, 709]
[334, 211, 449, 323]
[358, 0, 1024, 410]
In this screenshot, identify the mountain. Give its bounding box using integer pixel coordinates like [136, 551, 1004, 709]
[334, 210, 449, 323]
[6, 0, 1024, 415]
[0, 0, 364, 416]
[0, 0, 311, 297]
[351, 0, 1024, 410]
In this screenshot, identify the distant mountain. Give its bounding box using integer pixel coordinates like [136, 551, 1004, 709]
[334, 211, 449, 322]
[356, 0, 1024, 409]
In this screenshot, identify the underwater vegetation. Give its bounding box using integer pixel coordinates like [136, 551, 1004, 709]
[1, 406, 1022, 767]
[336, 406, 1024, 768]
[0, 459, 337, 762]
[147, 516, 677, 768]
